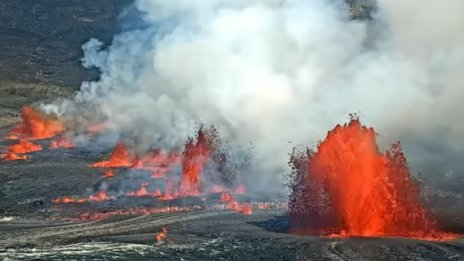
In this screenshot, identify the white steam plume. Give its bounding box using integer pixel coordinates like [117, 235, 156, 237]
[48, 0, 464, 192]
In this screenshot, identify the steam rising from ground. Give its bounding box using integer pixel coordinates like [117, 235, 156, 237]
[44, 0, 464, 193]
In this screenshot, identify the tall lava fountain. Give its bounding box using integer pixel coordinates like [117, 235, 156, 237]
[288, 116, 451, 239]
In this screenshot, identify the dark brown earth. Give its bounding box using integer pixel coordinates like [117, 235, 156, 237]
[0, 0, 131, 87]
[0, 1, 463, 260]
[0, 0, 131, 131]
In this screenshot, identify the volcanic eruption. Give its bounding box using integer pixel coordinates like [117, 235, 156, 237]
[6, 106, 63, 140]
[1, 106, 65, 161]
[288, 116, 453, 240]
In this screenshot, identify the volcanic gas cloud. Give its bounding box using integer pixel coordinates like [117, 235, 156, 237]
[288, 116, 452, 240]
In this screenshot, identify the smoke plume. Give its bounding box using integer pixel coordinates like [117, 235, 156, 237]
[45, 0, 464, 193]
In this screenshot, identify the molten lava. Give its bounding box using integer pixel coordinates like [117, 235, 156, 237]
[103, 169, 115, 177]
[52, 197, 85, 204]
[288, 117, 446, 239]
[178, 127, 217, 196]
[156, 227, 168, 242]
[126, 183, 149, 197]
[47, 125, 256, 218]
[220, 192, 253, 215]
[6, 106, 63, 140]
[132, 150, 181, 178]
[239, 204, 253, 215]
[158, 194, 175, 201]
[126, 183, 162, 197]
[54, 190, 114, 203]
[90, 141, 133, 168]
[88, 190, 114, 201]
[2, 139, 43, 161]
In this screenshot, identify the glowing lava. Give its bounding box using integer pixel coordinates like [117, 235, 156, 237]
[288, 117, 449, 239]
[2, 139, 42, 161]
[53, 190, 114, 203]
[132, 150, 181, 178]
[220, 192, 253, 215]
[178, 127, 217, 196]
[88, 190, 114, 201]
[103, 169, 115, 177]
[126, 183, 162, 197]
[90, 141, 133, 168]
[6, 106, 63, 140]
[156, 227, 168, 242]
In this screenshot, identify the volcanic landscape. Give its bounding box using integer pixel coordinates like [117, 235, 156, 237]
[0, 0, 463, 260]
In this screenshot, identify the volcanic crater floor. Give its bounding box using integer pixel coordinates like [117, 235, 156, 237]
[0, 209, 463, 261]
[0, 129, 463, 260]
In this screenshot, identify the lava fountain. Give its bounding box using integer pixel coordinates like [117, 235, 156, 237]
[90, 141, 133, 168]
[178, 126, 217, 196]
[6, 106, 64, 140]
[288, 116, 451, 239]
[2, 139, 43, 161]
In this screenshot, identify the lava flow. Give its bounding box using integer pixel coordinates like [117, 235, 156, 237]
[288, 116, 452, 240]
[48, 125, 255, 217]
[53, 190, 114, 203]
[6, 106, 64, 140]
[220, 192, 253, 215]
[2, 139, 43, 161]
[132, 150, 181, 178]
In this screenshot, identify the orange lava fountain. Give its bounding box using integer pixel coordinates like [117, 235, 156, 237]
[2, 139, 43, 161]
[90, 141, 133, 168]
[178, 127, 215, 196]
[6, 106, 63, 140]
[288, 117, 450, 239]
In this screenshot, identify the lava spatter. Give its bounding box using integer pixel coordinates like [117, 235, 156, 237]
[178, 126, 217, 196]
[220, 192, 253, 215]
[90, 141, 133, 168]
[2, 139, 43, 161]
[50, 134, 75, 149]
[6, 106, 64, 140]
[156, 227, 168, 243]
[288, 116, 450, 240]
